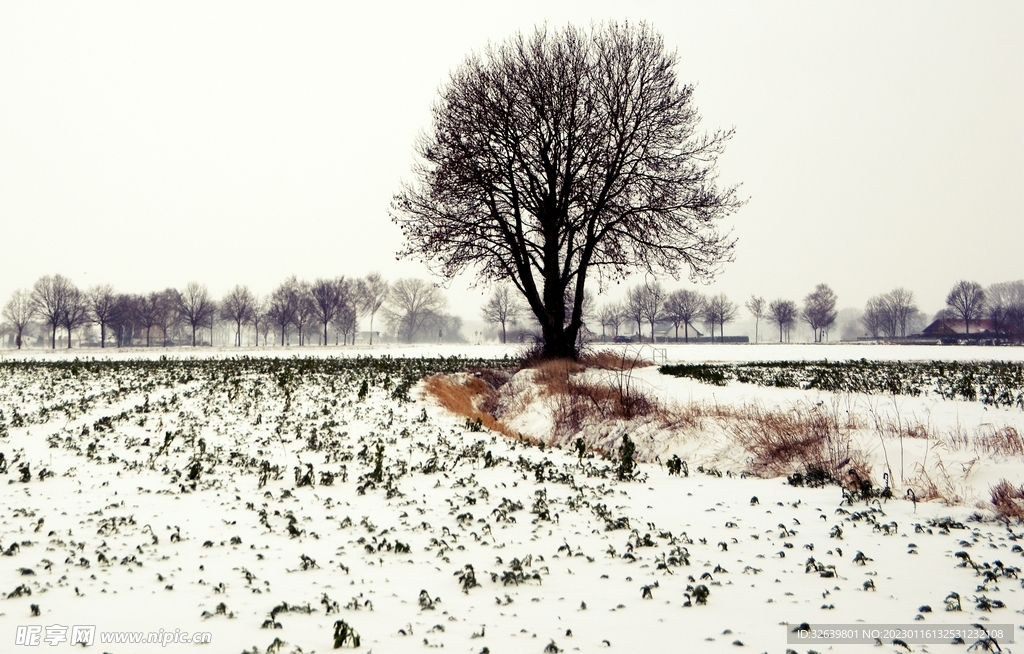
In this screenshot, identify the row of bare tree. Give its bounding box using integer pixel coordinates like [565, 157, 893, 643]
[1, 274, 465, 349]
[575, 282, 837, 344]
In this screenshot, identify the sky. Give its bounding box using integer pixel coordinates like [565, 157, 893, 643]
[1, 1, 1021, 327]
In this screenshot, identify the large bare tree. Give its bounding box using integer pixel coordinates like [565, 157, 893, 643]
[2, 289, 34, 349]
[945, 280, 985, 335]
[393, 22, 740, 359]
[663, 289, 704, 342]
[481, 285, 523, 344]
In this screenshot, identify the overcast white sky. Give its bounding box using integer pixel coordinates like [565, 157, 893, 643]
[1, 1, 1021, 324]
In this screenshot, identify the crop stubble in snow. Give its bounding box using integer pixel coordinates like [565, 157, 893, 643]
[0, 355, 1020, 653]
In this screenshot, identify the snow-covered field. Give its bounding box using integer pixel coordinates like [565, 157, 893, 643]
[0, 344, 1022, 653]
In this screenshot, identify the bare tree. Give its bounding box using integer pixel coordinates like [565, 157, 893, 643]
[393, 23, 741, 360]
[596, 302, 623, 341]
[384, 278, 446, 343]
[637, 281, 666, 343]
[292, 280, 314, 346]
[481, 285, 523, 344]
[357, 272, 389, 346]
[254, 297, 273, 346]
[745, 295, 766, 343]
[802, 283, 838, 343]
[882, 287, 918, 338]
[112, 294, 139, 347]
[333, 291, 359, 345]
[623, 285, 647, 343]
[768, 299, 798, 342]
[268, 277, 300, 346]
[58, 285, 89, 349]
[177, 282, 215, 347]
[137, 293, 160, 347]
[2, 289, 34, 349]
[88, 284, 118, 348]
[310, 278, 343, 346]
[945, 280, 985, 334]
[703, 293, 738, 342]
[158, 289, 181, 344]
[987, 280, 1024, 339]
[663, 289, 704, 342]
[251, 296, 269, 347]
[862, 295, 886, 338]
[221, 285, 256, 347]
[32, 274, 73, 348]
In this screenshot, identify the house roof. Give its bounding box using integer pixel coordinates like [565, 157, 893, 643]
[920, 318, 996, 335]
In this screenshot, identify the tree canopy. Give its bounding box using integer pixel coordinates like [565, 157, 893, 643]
[393, 22, 740, 358]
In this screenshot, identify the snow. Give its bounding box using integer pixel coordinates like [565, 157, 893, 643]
[0, 344, 1022, 653]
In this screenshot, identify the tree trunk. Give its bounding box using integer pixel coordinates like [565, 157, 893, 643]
[66, 325, 73, 348]
[100, 323, 106, 348]
[501, 321, 507, 344]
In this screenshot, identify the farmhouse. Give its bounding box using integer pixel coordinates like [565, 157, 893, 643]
[919, 318, 998, 338]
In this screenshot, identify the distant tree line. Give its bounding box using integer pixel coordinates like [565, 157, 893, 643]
[0, 273, 467, 349]
[474, 278, 1024, 346]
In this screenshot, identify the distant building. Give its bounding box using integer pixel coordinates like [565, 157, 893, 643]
[918, 318, 998, 338]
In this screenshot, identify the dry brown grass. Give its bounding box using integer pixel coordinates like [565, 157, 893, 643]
[422, 374, 533, 444]
[578, 349, 653, 371]
[976, 426, 1024, 457]
[531, 358, 585, 395]
[550, 376, 658, 440]
[990, 479, 1024, 519]
[723, 402, 869, 488]
[905, 461, 963, 504]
